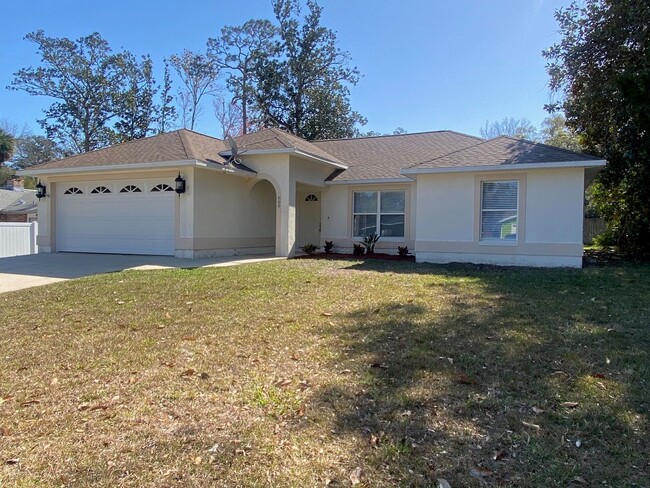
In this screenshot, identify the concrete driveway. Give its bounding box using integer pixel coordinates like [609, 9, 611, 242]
[0, 253, 284, 294]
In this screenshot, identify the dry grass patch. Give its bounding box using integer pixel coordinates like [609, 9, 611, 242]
[0, 259, 648, 487]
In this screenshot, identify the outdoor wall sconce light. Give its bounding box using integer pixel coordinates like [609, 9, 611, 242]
[175, 172, 186, 195]
[35, 180, 47, 199]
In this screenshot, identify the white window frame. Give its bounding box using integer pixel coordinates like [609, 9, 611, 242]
[480, 180, 519, 245]
[352, 190, 406, 240]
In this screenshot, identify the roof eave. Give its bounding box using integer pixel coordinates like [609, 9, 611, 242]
[227, 148, 348, 170]
[218, 163, 257, 177]
[400, 159, 607, 176]
[18, 159, 211, 177]
[325, 177, 413, 185]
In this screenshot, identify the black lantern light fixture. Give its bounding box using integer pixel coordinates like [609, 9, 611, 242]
[35, 180, 47, 199]
[174, 172, 186, 195]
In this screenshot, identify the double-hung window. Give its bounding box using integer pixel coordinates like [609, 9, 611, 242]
[480, 181, 518, 242]
[353, 191, 405, 238]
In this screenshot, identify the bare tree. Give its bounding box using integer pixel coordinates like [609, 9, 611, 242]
[169, 50, 219, 130]
[480, 117, 538, 140]
[213, 96, 243, 139]
[0, 119, 30, 140]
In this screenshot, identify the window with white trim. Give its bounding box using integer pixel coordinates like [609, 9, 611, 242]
[353, 191, 405, 238]
[480, 181, 518, 242]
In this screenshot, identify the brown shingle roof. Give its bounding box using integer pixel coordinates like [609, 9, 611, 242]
[231, 128, 345, 166]
[25, 129, 602, 180]
[312, 131, 483, 181]
[407, 136, 601, 170]
[28, 129, 230, 171]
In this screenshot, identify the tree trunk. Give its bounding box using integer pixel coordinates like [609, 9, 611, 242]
[242, 72, 248, 134]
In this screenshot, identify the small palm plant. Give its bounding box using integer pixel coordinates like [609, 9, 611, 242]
[301, 243, 319, 255]
[362, 233, 380, 254]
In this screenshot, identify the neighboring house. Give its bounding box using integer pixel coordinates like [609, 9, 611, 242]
[0, 178, 38, 223]
[20, 128, 605, 267]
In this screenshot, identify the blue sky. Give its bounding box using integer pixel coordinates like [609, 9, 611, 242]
[0, 0, 569, 138]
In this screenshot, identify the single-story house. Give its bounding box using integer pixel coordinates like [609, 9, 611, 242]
[20, 128, 606, 267]
[0, 179, 38, 223]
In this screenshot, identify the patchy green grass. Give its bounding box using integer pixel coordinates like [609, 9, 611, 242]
[0, 259, 648, 487]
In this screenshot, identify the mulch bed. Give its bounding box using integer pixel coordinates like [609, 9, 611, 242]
[293, 252, 415, 262]
[583, 247, 649, 266]
[298, 249, 648, 266]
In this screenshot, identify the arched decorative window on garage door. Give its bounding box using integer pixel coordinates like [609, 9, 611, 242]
[151, 184, 174, 192]
[64, 187, 83, 195]
[91, 186, 111, 194]
[305, 194, 319, 202]
[120, 185, 142, 193]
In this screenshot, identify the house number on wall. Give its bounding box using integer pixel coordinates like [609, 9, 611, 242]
[277, 196, 281, 208]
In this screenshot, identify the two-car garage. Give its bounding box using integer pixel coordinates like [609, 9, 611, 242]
[55, 178, 176, 256]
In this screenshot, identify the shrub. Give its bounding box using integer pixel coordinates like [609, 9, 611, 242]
[362, 233, 380, 254]
[352, 243, 365, 256]
[397, 245, 409, 258]
[324, 241, 334, 253]
[301, 243, 319, 255]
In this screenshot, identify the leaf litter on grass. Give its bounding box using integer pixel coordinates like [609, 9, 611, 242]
[0, 259, 648, 486]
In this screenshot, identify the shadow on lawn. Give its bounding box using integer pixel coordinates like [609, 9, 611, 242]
[311, 262, 649, 486]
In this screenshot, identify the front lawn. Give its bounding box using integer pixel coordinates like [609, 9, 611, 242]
[1, 259, 648, 487]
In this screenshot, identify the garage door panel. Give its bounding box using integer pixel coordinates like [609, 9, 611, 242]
[58, 217, 172, 239]
[57, 235, 174, 255]
[56, 179, 176, 256]
[59, 204, 174, 223]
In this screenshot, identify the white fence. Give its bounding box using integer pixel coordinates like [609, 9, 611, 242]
[0, 222, 38, 258]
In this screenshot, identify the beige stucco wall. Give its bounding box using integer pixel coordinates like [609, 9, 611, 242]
[320, 181, 417, 253]
[238, 153, 333, 257]
[525, 168, 584, 244]
[177, 167, 276, 257]
[289, 156, 333, 187]
[414, 168, 585, 267]
[33, 152, 332, 259]
[31, 154, 587, 267]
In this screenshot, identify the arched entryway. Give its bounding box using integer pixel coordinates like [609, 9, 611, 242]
[248, 179, 278, 255]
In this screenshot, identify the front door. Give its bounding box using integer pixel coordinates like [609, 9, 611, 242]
[298, 192, 321, 247]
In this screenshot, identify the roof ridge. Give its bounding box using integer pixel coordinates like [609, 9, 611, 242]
[313, 129, 482, 143]
[178, 128, 225, 143]
[444, 130, 484, 141]
[236, 133, 287, 149]
[177, 130, 191, 159]
[267, 127, 301, 147]
[406, 138, 491, 169]
[495, 135, 599, 159]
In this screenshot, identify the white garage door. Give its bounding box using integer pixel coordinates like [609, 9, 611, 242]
[56, 179, 176, 256]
